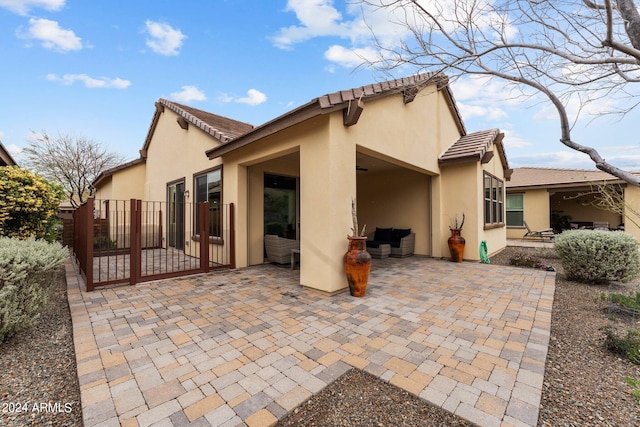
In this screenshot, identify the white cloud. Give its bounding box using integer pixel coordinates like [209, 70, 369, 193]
[272, 0, 348, 49]
[170, 86, 206, 103]
[219, 89, 267, 106]
[46, 73, 131, 89]
[237, 89, 267, 106]
[457, 103, 507, 121]
[0, 0, 64, 16]
[145, 20, 186, 56]
[21, 18, 82, 52]
[272, 0, 414, 50]
[7, 143, 22, 158]
[324, 44, 378, 69]
[511, 150, 595, 169]
[500, 129, 532, 149]
[533, 95, 620, 124]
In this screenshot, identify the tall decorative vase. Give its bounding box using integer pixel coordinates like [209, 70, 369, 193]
[448, 229, 465, 262]
[343, 236, 372, 297]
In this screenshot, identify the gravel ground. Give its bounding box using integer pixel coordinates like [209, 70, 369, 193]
[0, 268, 82, 427]
[3, 248, 640, 427]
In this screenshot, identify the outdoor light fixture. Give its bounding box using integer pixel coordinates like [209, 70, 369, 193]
[184, 189, 190, 198]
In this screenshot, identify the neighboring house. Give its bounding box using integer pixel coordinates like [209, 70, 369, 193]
[93, 73, 511, 294]
[0, 140, 17, 166]
[506, 167, 640, 240]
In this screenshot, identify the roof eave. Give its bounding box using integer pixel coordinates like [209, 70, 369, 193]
[0, 141, 18, 166]
[207, 73, 461, 160]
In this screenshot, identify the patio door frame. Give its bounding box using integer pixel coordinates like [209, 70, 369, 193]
[263, 173, 300, 240]
[167, 178, 186, 250]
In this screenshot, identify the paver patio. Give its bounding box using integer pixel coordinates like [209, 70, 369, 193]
[65, 256, 555, 427]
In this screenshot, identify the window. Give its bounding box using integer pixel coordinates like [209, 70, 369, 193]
[195, 168, 221, 237]
[506, 194, 524, 227]
[483, 172, 504, 227]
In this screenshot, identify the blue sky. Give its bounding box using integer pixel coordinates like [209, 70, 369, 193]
[1, 0, 639, 171]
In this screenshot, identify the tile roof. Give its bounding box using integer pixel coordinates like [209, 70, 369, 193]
[139, 99, 254, 158]
[439, 128, 509, 168]
[207, 72, 465, 159]
[317, 72, 448, 108]
[506, 167, 640, 189]
[158, 99, 254, 142]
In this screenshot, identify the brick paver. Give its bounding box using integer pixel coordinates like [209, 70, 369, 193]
[66, 256, 555, 427]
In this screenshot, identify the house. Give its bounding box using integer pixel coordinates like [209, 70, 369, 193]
[506, 167, 640, 240]
[0, 140, 17, 166]
[93, 73, 511, 294]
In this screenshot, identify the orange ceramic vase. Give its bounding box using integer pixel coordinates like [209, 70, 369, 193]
[343, 236, 372, 297]
[448, 229, 465, 262]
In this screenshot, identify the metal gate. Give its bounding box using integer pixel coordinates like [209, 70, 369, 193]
[72, 198, 235, 291]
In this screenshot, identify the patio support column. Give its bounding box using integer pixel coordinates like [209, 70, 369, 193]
[431, 175, 445, 258]
[625, 186, 640, 238]
[223, 162, 249, 268]
[299, 133, 355, 294]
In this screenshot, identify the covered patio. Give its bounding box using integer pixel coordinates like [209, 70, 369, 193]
[67, 256, 555, 427]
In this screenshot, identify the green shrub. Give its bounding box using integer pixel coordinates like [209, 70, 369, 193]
[607, 291, 640, 313]
[509, 253, 544, 268]
[554, 230, 640, 283]
[624, 377, 640, 403]
[603, 327, 640, 364]
[0, 166, 64, 242]
[0, 237, 68, 342]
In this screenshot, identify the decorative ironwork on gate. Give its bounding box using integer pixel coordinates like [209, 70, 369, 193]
[72, 198, 235, 291]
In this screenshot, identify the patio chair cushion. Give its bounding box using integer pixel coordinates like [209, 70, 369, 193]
[374, 227, 393, 242]
[390, 228, 411, 247]
[367, 227, 415, 252]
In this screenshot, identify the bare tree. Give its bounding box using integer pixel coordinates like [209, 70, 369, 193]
[358, 0, 640, 185]
[22, 132, 125, 207]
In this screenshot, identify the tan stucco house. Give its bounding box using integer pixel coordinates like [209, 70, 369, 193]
[506, 167, 640, 240]
[93, 73, 511, 293]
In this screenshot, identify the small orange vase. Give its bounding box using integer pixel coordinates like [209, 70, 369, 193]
[448, 229, 465, 262]
[343, 236, 372, 297]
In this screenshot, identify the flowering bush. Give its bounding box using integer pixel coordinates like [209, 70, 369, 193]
[0, 166, 64, 242]
[0, 237, 68, 342]
[554, 230, 640, 283]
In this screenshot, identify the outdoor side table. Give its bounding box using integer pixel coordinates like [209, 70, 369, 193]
[291, 249, 300, 269]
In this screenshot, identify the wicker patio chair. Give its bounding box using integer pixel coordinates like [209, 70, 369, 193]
[390, 232, 415, 257]
[264, 234, 300, 264]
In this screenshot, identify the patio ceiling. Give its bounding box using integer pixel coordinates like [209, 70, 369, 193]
[356, 152, 409, 174]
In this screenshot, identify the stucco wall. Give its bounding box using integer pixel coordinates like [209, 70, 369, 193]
[357, 169, 431, 256]
[506, 189, 549, 239]
[438, 154, 508, 260]
[342, 88, 460, 173]
[94, 161, 146, 201]
[221, 86, 462, 293]
[624, 186, 640, 240]
[439, 163, 480, 260]
[221, 116, 327, 271]
[144, 109, 222, 203]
